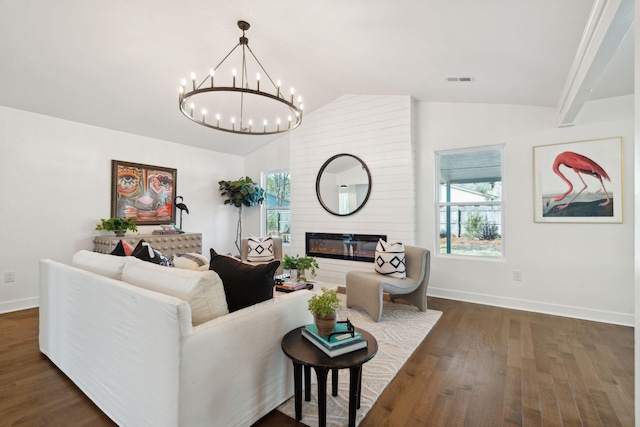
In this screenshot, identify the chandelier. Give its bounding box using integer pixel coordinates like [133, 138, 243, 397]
[179, 20, 303, 135]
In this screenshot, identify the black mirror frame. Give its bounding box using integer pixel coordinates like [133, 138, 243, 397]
[315, 153, 372, 216]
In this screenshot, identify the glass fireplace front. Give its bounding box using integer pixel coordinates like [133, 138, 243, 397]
[305, 232, 387, 262]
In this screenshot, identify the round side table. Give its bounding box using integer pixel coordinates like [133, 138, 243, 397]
[281, 326, 378, 427]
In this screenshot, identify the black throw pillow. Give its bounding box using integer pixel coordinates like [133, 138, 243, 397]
[209, 248, 279, 312]
[131, 239, 169, 266]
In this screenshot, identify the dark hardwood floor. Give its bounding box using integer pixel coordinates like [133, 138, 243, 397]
[0, 297, 633, 426]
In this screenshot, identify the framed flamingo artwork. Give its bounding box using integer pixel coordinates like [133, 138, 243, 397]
[110, 160, 177, 225]
[533, 137, 623, 223]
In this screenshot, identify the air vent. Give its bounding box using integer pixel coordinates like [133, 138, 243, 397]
[446, 77, 475, 82]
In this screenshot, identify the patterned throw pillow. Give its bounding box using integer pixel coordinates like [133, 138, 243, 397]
[110, 239, 134, 256]
[131, 239, 169, 266]
[170, 252, 210, 271]
[374, 239, 406, 279]
[246, 235, 275, 262]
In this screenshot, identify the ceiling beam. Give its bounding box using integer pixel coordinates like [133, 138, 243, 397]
[556, 0, 633, 126]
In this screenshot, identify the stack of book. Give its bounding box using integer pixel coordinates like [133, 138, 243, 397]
[275, 282, 313, 293]
[301, 323, 367, 358]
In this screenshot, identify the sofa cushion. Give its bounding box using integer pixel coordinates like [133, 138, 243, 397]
[72, 250, 131, 280]
[209, 248, 279, 312]
[131, 239, 169, 266]
[171, 252, 210, 271]
[246, 235, 275, 262]
[374, 239, 406, 279]
[110, 239, 134, 256]
[122, 260, 229, 325]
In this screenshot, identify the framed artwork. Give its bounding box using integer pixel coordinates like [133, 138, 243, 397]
[533, 137, 623, 223]
[111, 160, 177, 225]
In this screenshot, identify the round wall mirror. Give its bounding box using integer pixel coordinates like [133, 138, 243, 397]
[316, 153, 372, 216]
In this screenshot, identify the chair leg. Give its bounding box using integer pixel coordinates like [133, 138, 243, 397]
[392, 281, 427, 312]
[346, 281, 384, 322]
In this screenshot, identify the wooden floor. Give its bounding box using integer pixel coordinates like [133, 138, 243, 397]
[0, 297, 634, 426]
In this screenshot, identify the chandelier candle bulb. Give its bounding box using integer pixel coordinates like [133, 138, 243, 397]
[290, 88, 295, 103]
[248, 119, 253, 132]
[189, 103, 194, 117]
[216, 114, 220, 127]
[231, 117, 235, 131]
[256, 72, 260, 91]
[232, 68, 237, 87]
[190, 72, 196, 91]
[277, 80, 281, 97]
[202, 109, 206, 123]
[209, 69, 214, 86]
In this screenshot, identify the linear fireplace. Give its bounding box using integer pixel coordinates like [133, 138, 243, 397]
[305, 232, 387, 262]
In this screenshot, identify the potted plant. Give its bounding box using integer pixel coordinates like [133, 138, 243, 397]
[95, 217, 138, 236]
[308, 287, 342, 337]
[219, 176, 265, 255]
[282, 254, 319, 284]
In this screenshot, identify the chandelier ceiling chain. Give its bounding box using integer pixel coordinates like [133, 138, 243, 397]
[179, 20, 304, 136]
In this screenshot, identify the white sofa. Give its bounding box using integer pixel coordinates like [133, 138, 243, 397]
[39, 250, 313, 427]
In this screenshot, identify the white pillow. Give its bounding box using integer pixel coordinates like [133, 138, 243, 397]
[246, 235, 275, 262]
[72, 250, 131, 280]
[171, 252, 210, 271]
[122, 261, 229, 325]
[374, 239, 406, 279]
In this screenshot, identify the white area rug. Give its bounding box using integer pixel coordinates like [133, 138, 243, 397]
[277, 295, 442, 427]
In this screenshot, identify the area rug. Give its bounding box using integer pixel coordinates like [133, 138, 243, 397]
[277, 295, 442, 427]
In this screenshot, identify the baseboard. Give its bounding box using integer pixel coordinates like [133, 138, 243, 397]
[427, 287, 633, 327]
[0, 297, 39, 314]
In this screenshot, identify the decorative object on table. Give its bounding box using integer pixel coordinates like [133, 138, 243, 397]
[307, 287, 341, 337]
[301, 320, 367, 358]
[178, 20, 303, 136]
[282, 254, 319, 285]
[111, 160, 177, 225]
[533, 137, 623, 223]
[95, 217, 138, 236]
[275, 282, 314, 293]
[152, 224, 182, 235]
[219, 176, 265, 255]
[374, 239, 406, 279]
[173, 196, 189, 231]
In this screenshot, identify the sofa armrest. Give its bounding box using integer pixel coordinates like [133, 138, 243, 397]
[179, 290, 314, 427]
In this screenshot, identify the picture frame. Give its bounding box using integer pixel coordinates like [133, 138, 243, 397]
[533, 137, 623, 223]
[111, 160, 177, 225]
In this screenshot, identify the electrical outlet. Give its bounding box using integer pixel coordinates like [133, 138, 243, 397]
[513, 270, 522, 281]
[4, 271, 15, 283]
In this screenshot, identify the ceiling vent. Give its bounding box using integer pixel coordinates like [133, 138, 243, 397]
[446, 77, 475, 82]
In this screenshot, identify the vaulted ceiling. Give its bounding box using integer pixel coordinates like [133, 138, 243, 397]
[0, 1, 633, 156]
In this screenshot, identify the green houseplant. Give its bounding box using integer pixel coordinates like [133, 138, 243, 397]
[95, 217, 138, 236]
[282, 254, 319, 283]
[219, 176, 265, 254]
[308, 287, 342, 337]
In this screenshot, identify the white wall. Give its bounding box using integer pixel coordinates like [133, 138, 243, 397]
[419, 97, 634, 325]
[288, 95, 417, 285]
[0, 106, 243, 313]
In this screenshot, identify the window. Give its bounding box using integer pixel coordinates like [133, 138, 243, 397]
[436, 146, 503, 258]
[263, 170, 291, 243]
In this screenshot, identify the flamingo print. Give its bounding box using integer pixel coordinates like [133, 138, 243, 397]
[547, 151, 611, 209]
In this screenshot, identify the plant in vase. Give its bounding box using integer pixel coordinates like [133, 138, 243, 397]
[308, 287, 342, 337]
[282, 254, 319, 284]
[95, 217, 138, 236]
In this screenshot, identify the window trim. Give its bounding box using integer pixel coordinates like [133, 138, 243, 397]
[261, 169, 291, 244]
[435, 145, 505, 259]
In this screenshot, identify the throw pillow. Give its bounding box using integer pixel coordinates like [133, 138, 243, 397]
[171, 252, 210, 271]
[110, 239, 134, 256]
[374, 239, 406, 279]
[246, 235, 275, 262]
[122, 260, 229, 325]
[131, 239, 169, 266]
[209, 248, 279, 312]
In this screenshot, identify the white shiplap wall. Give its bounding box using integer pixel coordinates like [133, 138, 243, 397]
[290, 95, 417, 285]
